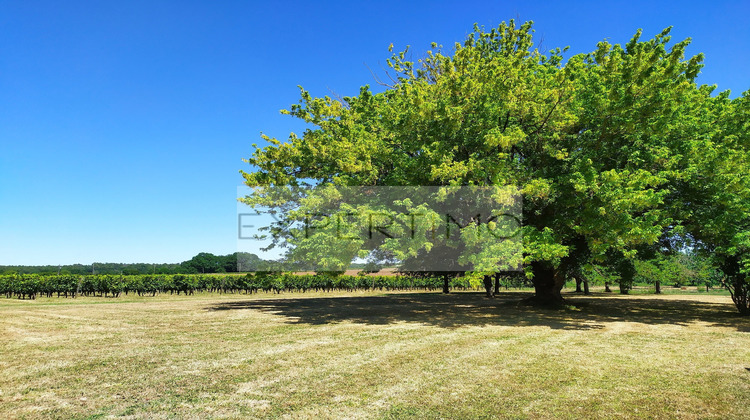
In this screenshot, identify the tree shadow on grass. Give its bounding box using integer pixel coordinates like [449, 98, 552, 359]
[206, 291, 749, 331]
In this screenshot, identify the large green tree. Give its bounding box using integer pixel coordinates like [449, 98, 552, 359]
[241, 20, 737, 306]
[676, 91, 750, 314]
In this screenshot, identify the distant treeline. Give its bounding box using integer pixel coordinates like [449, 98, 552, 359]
[0, 252, 267, 275]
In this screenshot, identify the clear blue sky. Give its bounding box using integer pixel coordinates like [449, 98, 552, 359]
[1, 0, 748, 265]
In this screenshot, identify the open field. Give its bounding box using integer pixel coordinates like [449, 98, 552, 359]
[1, 290, 749, 419]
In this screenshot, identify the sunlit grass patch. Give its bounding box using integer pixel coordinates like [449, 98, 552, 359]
[1, 291, 748, 418]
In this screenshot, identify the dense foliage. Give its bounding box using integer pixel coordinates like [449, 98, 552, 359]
[241, 20, 750, 313]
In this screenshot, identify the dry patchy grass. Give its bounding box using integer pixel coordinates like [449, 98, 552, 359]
[1, 290, 748, 419]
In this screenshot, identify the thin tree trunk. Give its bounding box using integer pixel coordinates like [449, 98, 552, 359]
[483, 275, 494, 298]
[655, 280, 661, 294]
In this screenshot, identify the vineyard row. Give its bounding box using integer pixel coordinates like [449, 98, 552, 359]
[0, 273, 510, 299]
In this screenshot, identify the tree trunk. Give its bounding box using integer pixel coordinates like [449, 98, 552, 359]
[619, 281, 630, 294]
[572, 271, 590, 295]
[616, 258, 635, 295]
[654, 280, 661, 294]
[494, 273, 501, 295]
[524, 261, 565, 306]
[727, 277, 749, 316]
[442, 275, 450, 294]
[483, 275, 494, 298]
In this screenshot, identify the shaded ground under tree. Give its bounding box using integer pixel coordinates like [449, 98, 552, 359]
[207, 291, 748, 332]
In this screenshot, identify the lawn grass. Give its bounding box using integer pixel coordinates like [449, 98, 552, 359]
[1, 290, 748, 419]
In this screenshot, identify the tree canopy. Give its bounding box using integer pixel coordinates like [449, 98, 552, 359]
[241, 20, 750, 313]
